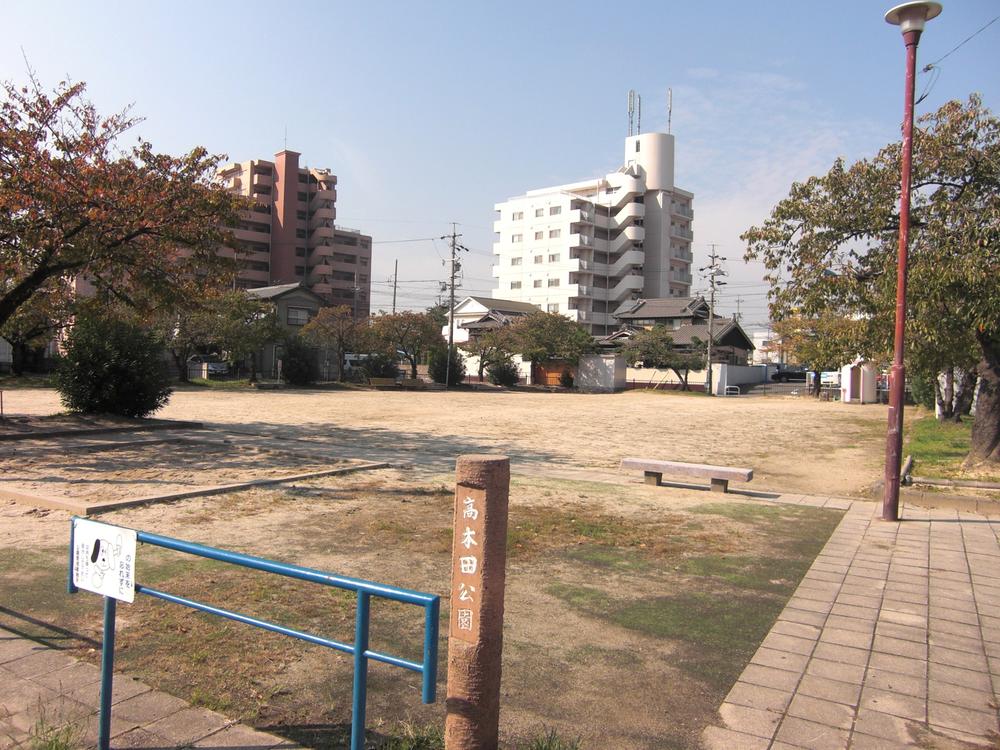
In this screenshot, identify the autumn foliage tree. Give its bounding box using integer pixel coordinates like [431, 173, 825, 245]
[368, 311, 442, 379]
[619, 326, 706, 391]
[0, 76, 246, 330]
[743, 96, 1000, 464]
[301, 305, 364, 382]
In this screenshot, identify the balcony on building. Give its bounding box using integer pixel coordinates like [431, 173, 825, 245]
[308, 207, 335, 229]
[310, 189, 336, 209]
[670, 224, 694, 241]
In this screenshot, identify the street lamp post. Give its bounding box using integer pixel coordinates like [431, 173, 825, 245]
[882, 1, 942, 522]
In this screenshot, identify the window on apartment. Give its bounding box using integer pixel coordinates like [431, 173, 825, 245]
[359, 274, 368, 282]
[512, 233, 522, 243]
[534, 231, 544, 240]
[295, 229, 306, 239]
[332, 253, 357, 264]
[361, 239, 371, 249]
[635, 140, 640, 153]
[547, 303, 559, 313]
[512, 211, 524, 220]
[549, 206, 562, 215]
[534, 255, 543, 264]
[533, 279, 543, 288]
[360, 258, 369, 266]
[511, 281, 522, 290]
[297, 191, 308, 201]
[535, 208, 544, 217]
[511, 256, 522, 266]
[287, 307, 313, 326]
[297, 210, 307, 220]
[295, 265, 305, 277]
[296, 247, 306, 257]
[548, 253, 560, 262]
[298, 173, 308, 183]
[549, 229, 561, 238]
[547, 278, 560, 287]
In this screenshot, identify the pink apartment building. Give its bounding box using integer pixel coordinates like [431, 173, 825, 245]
[218, 150, 372, 317]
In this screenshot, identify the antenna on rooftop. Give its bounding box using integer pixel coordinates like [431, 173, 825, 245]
[637, 93, 642, 134]
[667, 88, 673, 134]
[627, 90, 635, 136]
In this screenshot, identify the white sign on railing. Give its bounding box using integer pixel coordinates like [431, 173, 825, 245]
[71, 519, 137, 603]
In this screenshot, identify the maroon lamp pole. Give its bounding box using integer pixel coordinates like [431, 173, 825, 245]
[882, 1, 942, 522]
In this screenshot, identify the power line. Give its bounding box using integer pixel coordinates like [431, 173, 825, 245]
[923, 13, 1000, 71]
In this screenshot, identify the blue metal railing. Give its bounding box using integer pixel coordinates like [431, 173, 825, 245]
[68, 519, 440, 750]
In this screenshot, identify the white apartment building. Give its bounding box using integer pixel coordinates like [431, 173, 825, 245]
[492, 132, 694, 334]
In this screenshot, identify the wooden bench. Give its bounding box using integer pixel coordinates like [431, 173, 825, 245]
[368, 377, 399, 388]
[399, 378, 426, 389]
[620, 458, 753, 493]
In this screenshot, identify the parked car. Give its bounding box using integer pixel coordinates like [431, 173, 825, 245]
[771, 368, 807, 382]
[187, 354, 230, 376]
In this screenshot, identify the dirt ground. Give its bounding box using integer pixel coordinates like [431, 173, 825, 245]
[1, 386, 889, 496]
[0, 387, 878, 748]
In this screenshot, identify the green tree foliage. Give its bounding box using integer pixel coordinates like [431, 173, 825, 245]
[281, 337, 318, 386]
[55, 311, 172, 418]
[619, 325, 707, 391]
[369, 311, 442, 379]
[487, 357, 520, 387]
[428, 345, 466, 386]
[770, 314, 861, 397]
[743, 96, 1000, 463]
[361, 353, 400, 380]
[461, 326, 519, 380]
[0, 76, 247, 330]
[300, 305, 363, 382]
[511, 311, 594, 365]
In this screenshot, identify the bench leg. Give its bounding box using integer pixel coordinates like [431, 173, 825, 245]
[644, 471, 662, 486]
[710, 478, 729, 493]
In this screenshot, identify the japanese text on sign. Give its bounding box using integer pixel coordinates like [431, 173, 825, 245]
[71, 518, 137, 603]
[450, 486, 486, 643]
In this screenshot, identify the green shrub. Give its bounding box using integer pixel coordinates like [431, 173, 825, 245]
[559, 369, 575, 389]
[55, 313, 172, 418]
[361, 353, 400, 379]
[429, 346, 465, 385]
[488, 357, 520, 387]
[282, 338, 318, 386]
[909, 370, 936, 410]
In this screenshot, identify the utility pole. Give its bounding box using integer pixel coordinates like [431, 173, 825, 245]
[734, 296, 744, 322]
[442, 223, 468, 386]
[391, 259, 398, 314]
[699, 245, 727, 396]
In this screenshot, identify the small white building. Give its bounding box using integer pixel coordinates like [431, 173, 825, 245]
[840, 359, 878, 404]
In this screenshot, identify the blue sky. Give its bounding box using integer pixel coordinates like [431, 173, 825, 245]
[6, 0, 998, 327]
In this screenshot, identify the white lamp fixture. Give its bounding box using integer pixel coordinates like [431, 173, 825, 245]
[885, 1, 943, 33]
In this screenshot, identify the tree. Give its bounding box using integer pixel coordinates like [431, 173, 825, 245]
[770, 314, 861, 397]
[743, 96, 1000, 464]
[301, 305, 363, 382]
[281, 337, 318, 386]
[619, 326, 707, 391]
[0, 76, 246, 330]
[211, 292, 281, 382]
[55, 311, 172, 418]
[511, 311, 594, 365]
[461, 326, 518, 381]
[368, 311, 441, 379]
[428, 345, 466, 385]
[0, 280, 71, 374]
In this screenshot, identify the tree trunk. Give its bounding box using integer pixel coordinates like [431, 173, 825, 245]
[672, 368, 690, 391]
[936, 368, 955, 420]
[968, 333, 1000, 464]
[171, 351, 189, 383]
[11, 342, 26, 376]
[409, 358, 418, 379]
[249, 352, 258, 383]
[953, 369, 977, 421]
[813, 370, 822, 398]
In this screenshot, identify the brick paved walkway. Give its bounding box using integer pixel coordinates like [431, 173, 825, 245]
[703, 500, 1000, 749]
[0, 631, 299, 749]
